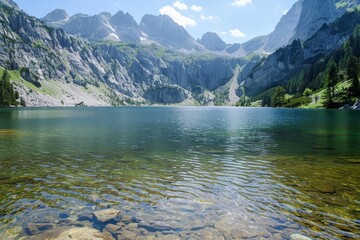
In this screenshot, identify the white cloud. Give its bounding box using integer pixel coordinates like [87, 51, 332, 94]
[173, 0, 188, 11]
[283, 9, 289, 15]
[229, 28, 246, 38]
[200, 15, 219, 21]
[159, 6, 197, 27]
[220, 32, 227, 35]
[191, 5, 203, 12]
[232, 0, 252, 7]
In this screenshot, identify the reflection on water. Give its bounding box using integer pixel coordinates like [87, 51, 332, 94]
[0, 107, 360, 239]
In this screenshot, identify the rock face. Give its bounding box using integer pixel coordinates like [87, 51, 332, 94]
[264, 0, 303, 52]
[291, 0, 338, 42]
[139, 14, 198, 50]
[291, 0, 360, 42]
[144, 87, 187, 104]
[198, 32, 227, 52]
[42, 9, 68, 23]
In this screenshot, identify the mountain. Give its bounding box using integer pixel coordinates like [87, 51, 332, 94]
[53, 12, 118, 41]
[241, 10, 360, 97]
[291, 0, 360, 42]
[110, 10, 141, 43]
[291, 0, 338, 42]
[43, 11, 200, 50]
[235, 0, 359, 55]
[0, 2, 244, 106]
[42, 9, 68, 23]
[198, 32, 227, 52]
[43, 10, 141, 43]
[139, 14, 199, 51]
[263, 0, 303, 52]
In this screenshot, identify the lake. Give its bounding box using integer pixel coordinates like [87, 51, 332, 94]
[0, 107, 359, 239]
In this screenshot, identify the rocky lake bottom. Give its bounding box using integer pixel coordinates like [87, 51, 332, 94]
[0, 107, 360, 239]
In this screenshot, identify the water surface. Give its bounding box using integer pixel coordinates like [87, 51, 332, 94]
[0, 107, 360, 239]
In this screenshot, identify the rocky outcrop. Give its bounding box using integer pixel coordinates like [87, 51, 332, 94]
[139, 14, 199, 50]
[144, 86, 187, 104]
[198, 32, 227, 52]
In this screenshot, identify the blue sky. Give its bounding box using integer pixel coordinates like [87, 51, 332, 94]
[15, 0, 298, 44]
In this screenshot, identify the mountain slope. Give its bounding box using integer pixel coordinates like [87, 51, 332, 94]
[241, 10, 360, 97]
[198, 32, 227, 52]
[263, 0, 303, 52]
[0, 3, 245, 106]
[139, 14, 200, 51]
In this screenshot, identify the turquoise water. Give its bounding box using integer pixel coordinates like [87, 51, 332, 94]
[0, 107, 360, 239]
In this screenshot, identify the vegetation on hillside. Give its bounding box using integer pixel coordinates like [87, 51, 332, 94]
[254, 24, 360, 108]
[0, 69, 24, 107]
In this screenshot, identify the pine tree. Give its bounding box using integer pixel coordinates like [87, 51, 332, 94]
[347, 55, 360, 96]
[261, 93, 271, 107]
[271, 86, 286, 107]
[0, 69, 19, 107]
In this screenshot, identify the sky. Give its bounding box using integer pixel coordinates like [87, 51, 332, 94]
[14, 0, 298, 44]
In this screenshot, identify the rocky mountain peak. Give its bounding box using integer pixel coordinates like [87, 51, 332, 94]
[42, 9, 69, 22]
[110, 10, 141, 43]
[198, 32, 227, 52]
[140, 14, 197, 50]
[111, 10, 136, 27]
[99, 12, 111, 19]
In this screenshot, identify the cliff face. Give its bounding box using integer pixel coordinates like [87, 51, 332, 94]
[291, 0, 338, 42]
[264, 0, 303, 52]
[0, 4, 244, 106]
[241, 11, 360, 97]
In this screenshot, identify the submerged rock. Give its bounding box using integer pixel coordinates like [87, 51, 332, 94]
[93, 209, 120, 222]
[290, 233, 312, 240]
[310, 182, 336, 194]
[104, 223, 122, 236]
[27, 226, 104, 240]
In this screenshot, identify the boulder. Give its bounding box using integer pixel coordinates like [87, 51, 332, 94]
[28, 227, 103, 240]
[93, 209, 120, 222]
[340, 104, 351, 109]
[352, 101, 360, 110]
